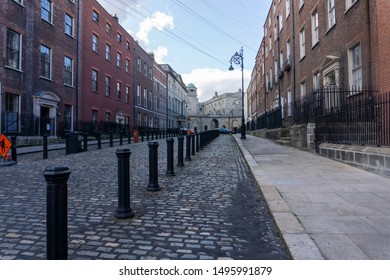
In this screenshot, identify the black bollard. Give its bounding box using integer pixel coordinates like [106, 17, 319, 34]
[196, 133, 200, 153]
[185, 134, 191, 161]
[109, 131, 114, 147]
[65, 133, 70, 155]
[83, 133, 88, 151]
[97, 132, 102, 149]
[43, 166, 71, 260]
[43, 134, 48, 159]
[191, 134, 195, 156]
[147, 142, 161, 191]
[127, 131, 131, 144]
[166, 138, 176, 176]
[177, 136, 185, 167]
[115, 149, 134, 219]
[10, 136, 17, 163]
[147, 130, 150, 141]
[141, 130, 145, 142]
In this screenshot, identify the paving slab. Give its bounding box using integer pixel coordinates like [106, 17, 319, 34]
[235, 134, 390, 260]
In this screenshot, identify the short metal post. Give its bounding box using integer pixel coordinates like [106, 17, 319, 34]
[83, 133, 88, 151]
[191, 134, 195, 156]
[196, 133, 199, 153]
[109, 131, 114, 147]
[147, 130, 150, 141]
[185, 134, 191, 161]
[166, 138, 175, 176]
[119, 132, 123, 146]
[97, 132, 102, 149]
[115, 149, 134, 219]
[177, 136, 185, 167]
[127, 131, 131, 144]
[43, 166, 71, 260]
[141, 130, 145, 142]
[147, 142, 161, 191]
[10, 136, 17, 163]
[65, 133, 70, 155]
[43, 134, 48, 159]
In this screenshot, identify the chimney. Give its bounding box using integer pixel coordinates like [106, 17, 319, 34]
[113, 14, 119, 22]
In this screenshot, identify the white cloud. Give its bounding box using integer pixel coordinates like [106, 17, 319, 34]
[136, 12, 174, 45]
[153, 46, 169, 64]
[182, 68, 251, 102]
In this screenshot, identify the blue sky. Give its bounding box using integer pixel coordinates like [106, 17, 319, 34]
[98, 0, 272, 101]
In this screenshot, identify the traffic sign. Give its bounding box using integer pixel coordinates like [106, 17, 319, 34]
[0, 134, 12, 159]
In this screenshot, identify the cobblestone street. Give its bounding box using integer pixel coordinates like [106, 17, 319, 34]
[0, 135, 290, 260]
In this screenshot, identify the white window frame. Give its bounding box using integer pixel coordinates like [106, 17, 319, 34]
[6, 28, 22, 70]
[64, 56, 74, 86]
[286, 0, 290, 18]
[137, 85, 141, 105]
[41, 0, 53, 23]
[92, 34, 99, 52]
[311, 10, 319, 47]
[105, 76, 111, 96]
[40, 44, 52, 80]
[92, 70, 98, 92]
[117, 81, 121, 99]
[105, 44, 111, 60]
[65, 13, 74, 37]
[299, 29, 305, 60]
[328, 0, 336, 30]
[117, 52, 122, 68]
[349, 43, 362, 90]
[300, 81, 306, 100]
[346, 0, 358, 11]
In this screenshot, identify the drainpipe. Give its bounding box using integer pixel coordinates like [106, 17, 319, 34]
[76, 0, 82, 129]
[365, 0, 373, 90]
[291, 0, 297, 118]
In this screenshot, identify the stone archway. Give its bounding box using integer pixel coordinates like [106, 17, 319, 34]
[33, 91, 60, 136]
[211, 119, 219, 129]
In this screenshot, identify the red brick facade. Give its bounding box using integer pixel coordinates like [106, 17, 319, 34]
[80, 0, 134, 131]
[249, 0, 390, 124]
[1, 0, 78, 136]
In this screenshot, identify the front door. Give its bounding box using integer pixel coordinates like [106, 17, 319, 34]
[40, 106, 50, 136]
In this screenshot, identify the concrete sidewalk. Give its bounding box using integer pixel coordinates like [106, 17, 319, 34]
[235, 134, 390, 260]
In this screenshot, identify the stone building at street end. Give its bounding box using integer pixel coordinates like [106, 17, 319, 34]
[186, 83, 242, 132]
[247, 0, 390, 149]
[0, 0, 79, 137]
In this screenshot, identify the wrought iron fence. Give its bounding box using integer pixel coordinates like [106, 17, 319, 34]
[252, 108, 282, 130]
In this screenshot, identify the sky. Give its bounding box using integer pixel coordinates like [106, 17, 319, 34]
[97, 0, 272, 102]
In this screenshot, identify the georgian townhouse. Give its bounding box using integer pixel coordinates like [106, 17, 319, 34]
[0, 0, 78, 136]
[79, 0, 134, 133]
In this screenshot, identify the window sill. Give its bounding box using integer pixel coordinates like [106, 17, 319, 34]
[5, 66, 23, 73]
[311, 41, 319, 50]
[326, 23, 336, 35]
[345, 1, 359, 14]
[40, 76, 53, 82]
[64, 84, 75, 88]
[41, 18, 53, 26]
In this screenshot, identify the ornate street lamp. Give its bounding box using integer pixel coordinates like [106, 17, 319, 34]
[229, 47, 246, 139]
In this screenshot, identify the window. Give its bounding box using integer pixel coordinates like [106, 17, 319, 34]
[311, 10, 319, 47]
[143, 64, 147, 76]
[126, 41, 131, 50]
[144, 89, 148, 107]
[117, 82, 121, 99]
[6, 29, 21, 70]
[137, 113, 141, 126]
[137, 58, 141, 71]
[117, 32, 122, 43]
[279, 11, 283, 31]
[117, 52, 121, 68]
[40, 45, 51, 79]
[350, 44, 362, 89]
[149, 92, 153, 109]
[106, 22, 111, 34]
[299, 29, 305, 59]
[41, 0, 52, 23]
[64, 105, 72, 130]
[126, 86, 129, 103]
[92, 70, 98, 91]
[105, 112, 110, 123]
[286, 0, 290, 18]
[346, 0, 358, 10]
[13, 0, 23, 4]
[64, 56, 73, 86]
[65, 14, 74, 36]
[137, 85, 141, 105]
[286, 40, 291, 62]
[92, 110, 98, 124]
[328, 0, 336, 29]
[313, 72, 321, 90]
[300, 81, 306, 99]
[299, 0, 304, 9]
[93, 10, 99, 23]
[105, 44, 111, 60]
[105, 76, 110, 96]
[126, 59, 130, 73]
[92, 34, 99, 52]
[5, 93, 20, 132]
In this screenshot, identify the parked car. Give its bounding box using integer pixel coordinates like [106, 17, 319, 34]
[218, 127, 233, 134]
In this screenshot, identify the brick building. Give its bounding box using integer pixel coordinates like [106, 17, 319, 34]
[0, 0, 78, 136]
[79, 0, 134, 132]
[153, 60, 167, 129]
[249, 0, 390, 127]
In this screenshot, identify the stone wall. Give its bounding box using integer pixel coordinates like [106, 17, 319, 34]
[319, 143, 390, 178]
